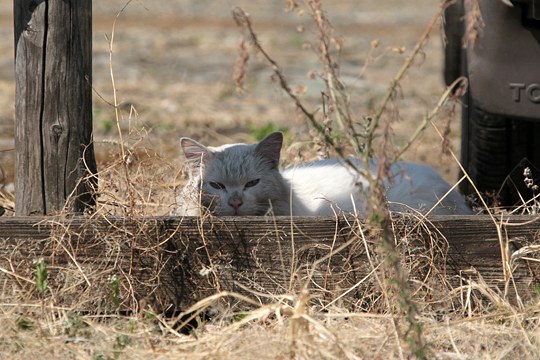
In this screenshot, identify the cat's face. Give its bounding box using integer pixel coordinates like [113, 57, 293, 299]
[181, 132, 287, 216]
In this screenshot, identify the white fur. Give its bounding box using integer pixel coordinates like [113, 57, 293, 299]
[281, 159, 472, 216]
[282, 160, 370, 216]
[175, 133, 473, 217]
[385, 162, 473, 215]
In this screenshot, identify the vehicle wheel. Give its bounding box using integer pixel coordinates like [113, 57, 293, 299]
[443, 1, 463, 87]
[460, 90, 540, 207]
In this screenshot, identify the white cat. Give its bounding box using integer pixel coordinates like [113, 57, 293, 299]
[175, 132, 473, 216]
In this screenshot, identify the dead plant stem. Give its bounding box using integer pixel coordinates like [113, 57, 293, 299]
[393, 77, 467, 163]
[108, 0, 138, 275]
[368, 2, 445, 154]
[232, 7, 366, 178]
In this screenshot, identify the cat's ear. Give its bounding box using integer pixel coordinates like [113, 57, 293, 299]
[255, 132, 283, 166]
[180, 137, 212, 170]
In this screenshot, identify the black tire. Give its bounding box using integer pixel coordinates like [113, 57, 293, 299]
[446, 0, 540, 208]
[443, 1, 463, 87]
[460, 91, 540, 207]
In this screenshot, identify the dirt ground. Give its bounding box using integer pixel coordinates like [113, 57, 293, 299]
[0, 0, 459, 211]
[4, 4, 540, 360]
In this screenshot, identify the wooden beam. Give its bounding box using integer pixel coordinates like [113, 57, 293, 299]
[14, 0, 97, 215]
[0, 215, 539, 312]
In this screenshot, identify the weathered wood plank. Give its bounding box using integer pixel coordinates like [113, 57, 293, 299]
[0, 215, 539, 312]
[14, 1, 46, 215]
[14, 0, 97, 215]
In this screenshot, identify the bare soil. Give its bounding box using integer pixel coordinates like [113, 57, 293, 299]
[2, 3, 540, 360]
[0, 0, 459, 202]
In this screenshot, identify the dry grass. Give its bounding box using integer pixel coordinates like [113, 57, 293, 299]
[2, 0, 540, 359]
[1, 310, 539, 359]
[2, 219, 540, 360]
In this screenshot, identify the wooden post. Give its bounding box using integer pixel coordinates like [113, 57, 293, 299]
[14, 0, 97, 215]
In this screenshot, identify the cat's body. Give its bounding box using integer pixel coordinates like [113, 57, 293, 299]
[175, 132, 473, 216]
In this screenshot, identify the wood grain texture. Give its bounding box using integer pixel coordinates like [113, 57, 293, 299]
[0, 215, 539, 312]
[14, 0, 97, 215]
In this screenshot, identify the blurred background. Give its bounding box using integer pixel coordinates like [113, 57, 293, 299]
[0, 0, 458, 204]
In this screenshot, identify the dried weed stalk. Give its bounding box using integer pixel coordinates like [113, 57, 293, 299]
[231, 1, 464, 357]
[3, 1, 540, 359]
[462, 0, 484, 48]
[0, 0, 183, 322]
[0, 165, 14, 215]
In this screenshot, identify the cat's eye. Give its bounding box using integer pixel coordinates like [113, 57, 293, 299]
[244, 179, 260, 188]
[209, 181, 226, 190]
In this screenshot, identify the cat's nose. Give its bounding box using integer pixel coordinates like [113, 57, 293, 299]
[229, 198, 243, 210]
